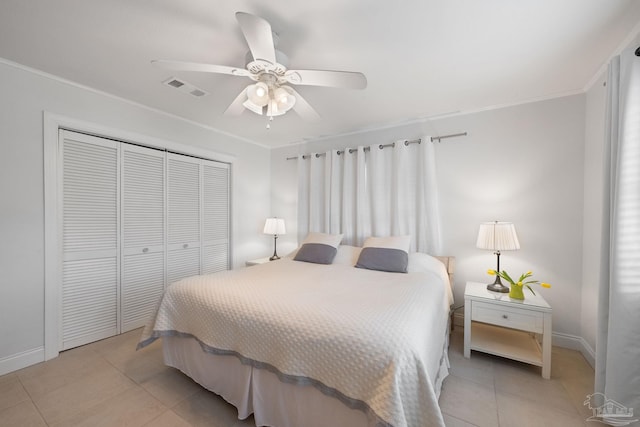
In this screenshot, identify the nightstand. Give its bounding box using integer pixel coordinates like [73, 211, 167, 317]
[464, 281, 552, 379]
[245, 257, 271, 266]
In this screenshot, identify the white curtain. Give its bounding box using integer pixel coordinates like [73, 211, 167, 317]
[595, 45, 640, 421]
[297, 137, 442, 254]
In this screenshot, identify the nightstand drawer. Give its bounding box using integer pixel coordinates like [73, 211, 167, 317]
[472, 301, 543, 333]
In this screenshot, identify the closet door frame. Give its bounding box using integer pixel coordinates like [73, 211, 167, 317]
[44, 112, 235, 361]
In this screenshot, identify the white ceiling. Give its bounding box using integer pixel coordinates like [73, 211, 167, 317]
[1, 1, 639, 148]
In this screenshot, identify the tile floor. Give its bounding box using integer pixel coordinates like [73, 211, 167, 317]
[0, 326, 596, 426]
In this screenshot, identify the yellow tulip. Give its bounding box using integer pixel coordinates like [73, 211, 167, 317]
[526, 271, 532, 276]
[487, 269, 497, 276]
[541, 283, 551, 288]
[517, 281, 523, 287]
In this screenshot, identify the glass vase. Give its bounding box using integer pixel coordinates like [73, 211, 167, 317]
[509, 284, 525, 300]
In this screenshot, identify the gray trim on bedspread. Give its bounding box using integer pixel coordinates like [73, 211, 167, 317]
[137, 324, 451, 427]
[138, 330, 393, 427]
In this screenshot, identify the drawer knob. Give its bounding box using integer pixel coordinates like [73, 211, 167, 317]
[183, 243, 189, 249]
[142, 248, 149, 253]
[502, 314, 508, 319]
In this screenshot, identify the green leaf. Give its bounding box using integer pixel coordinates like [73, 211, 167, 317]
[501, 270, 515, 285]
[526, 285, 536, 295]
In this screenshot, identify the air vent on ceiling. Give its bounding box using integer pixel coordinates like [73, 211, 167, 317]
[162, 77, 208, 98]
[167, 79, 184, 88]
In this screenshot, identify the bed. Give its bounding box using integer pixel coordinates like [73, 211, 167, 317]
[138, 244, 454, 427]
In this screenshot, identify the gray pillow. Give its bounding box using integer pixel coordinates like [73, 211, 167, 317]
[355, 247, 408, 273]
[293, 243, 338, 265]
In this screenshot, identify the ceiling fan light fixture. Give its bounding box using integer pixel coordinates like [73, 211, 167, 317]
[242, 98, 264, 115]
[267, 99, 286, 117]
[246, 82, 269, 107]
[274, 86, 295, 112]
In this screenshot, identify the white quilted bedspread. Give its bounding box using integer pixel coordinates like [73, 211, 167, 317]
[139, 252, 452, 427]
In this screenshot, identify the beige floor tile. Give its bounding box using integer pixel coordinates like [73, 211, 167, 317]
[439, 374, 498, 427]
[448, 327, 501, 384]
[0, 372, 17, 385]
[0, 400, 47, 427]
[140, 366, 202, 407]
[104, 338, 167, 384]
[551, 347, 594, 381]
[172, 388, 241, 427]
[442, 413, 479, 427]
[448, 328, 465, 352]
[448, 350, 496, 387]
[17, 345, 110, 399]
[115, 352, 168, 385]
[496, 392, 587, 427]
[0, 375, 30, 412]
[100, 332, 162, 370]
[32, 364, 136, 425]
[560, 375, 597, 420]
[142, 409, 193, 427]
[89, 328, 143, 354]
[50, 385, 166, 427]
[494, 359, 579, 415]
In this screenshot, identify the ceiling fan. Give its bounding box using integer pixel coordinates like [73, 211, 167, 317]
[152, 12, 367, 125]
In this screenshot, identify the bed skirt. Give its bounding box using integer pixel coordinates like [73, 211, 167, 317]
[162, 330, 450, 427]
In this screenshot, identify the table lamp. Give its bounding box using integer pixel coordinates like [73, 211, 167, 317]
[264, 218, 286, 260]
[476, 221, 520, 293]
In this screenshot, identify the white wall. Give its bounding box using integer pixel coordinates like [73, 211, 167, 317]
[0, 60, 271, 369]
[272, 94, 586, 341]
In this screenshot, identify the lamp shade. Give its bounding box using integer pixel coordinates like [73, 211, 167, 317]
[243, 98, 264, 115]
[246, 82, 270, 107]
[263, 218, 286, 236]
[476, 221, 520, 251]
[274, 86, 296, 112]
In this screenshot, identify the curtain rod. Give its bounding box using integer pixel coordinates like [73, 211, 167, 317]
[286, 132, 467, 160]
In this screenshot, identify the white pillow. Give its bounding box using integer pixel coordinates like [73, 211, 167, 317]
[362, 236, 411, 251]
[332, 245, 362, 265]
[301, 232, 344, 247]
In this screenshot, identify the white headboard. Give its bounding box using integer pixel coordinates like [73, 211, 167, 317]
[435, 256, 455, 292]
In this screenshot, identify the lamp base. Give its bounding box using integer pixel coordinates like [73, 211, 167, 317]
[487, 282, 510, 293]
[269, 234, 280, 261]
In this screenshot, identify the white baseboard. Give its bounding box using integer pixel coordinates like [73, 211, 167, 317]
[452, 312, 596, 368]
[580, 338, 596, 368]
[0, 347, 44, 376]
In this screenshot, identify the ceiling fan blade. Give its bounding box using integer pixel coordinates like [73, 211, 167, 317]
[284, 86, 320, 121]
[152, 60, 250, 77]
[235, 12, 276, 65]
[224, 87, 248, 116]
[284, 69, 367, 90]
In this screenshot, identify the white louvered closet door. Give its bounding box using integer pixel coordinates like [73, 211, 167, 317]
[121, 145, 166, 332]
[167, 153, 201, 284]
[60, 130, 120, 350]
[202, 160, 230, 274]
